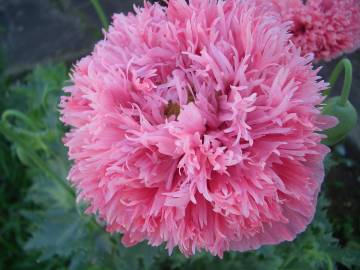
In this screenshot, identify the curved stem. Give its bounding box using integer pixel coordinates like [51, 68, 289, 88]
[2, 110, 38, 130]
[328, 58, 353, 106]
[90, 0, 109, 30]
[2, 110, 50, 152]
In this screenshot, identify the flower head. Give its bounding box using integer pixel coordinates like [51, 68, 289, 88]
[60, 0, 335, 256]
[266, 0, 360, 61]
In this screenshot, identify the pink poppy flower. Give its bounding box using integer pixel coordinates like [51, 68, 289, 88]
[60, 0, 335, 256]
[266, 0, 360, 61]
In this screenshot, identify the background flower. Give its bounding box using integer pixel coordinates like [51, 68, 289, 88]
[61, 0, 335, 256]
[266, 0, 360, 61]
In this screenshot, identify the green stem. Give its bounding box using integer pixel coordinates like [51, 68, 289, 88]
[90, 0, 109, 30]
[2, 110, 38, 130]
[327, 58, 353, 106]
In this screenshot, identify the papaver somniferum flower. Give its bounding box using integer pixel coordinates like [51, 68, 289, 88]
[60, 0, 336, 256]
[265, 0, 360, 61]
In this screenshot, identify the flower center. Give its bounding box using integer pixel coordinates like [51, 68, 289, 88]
[164, 100, 181, 117]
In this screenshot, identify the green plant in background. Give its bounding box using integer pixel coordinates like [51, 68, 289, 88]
[0, 64, 67, 269]
[0, 59, 359, 269]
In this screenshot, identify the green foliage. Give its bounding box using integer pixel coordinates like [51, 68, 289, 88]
[0, 64, 70, 269]
[0, 64, 360, 270]
[23, 172, 165, 270]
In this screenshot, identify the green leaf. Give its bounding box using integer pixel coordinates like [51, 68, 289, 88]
[25, 208, 87, 261]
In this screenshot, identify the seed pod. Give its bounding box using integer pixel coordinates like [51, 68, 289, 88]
[322, 96, 357, 145]
[322, 58, 357, 146]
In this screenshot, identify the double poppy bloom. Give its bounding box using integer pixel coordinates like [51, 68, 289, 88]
[61, 0, 335, 256]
